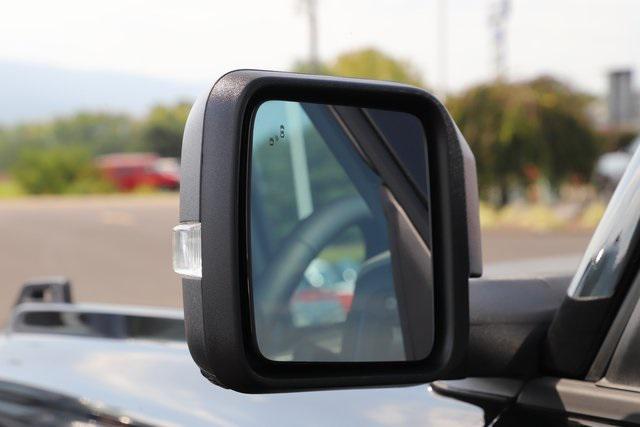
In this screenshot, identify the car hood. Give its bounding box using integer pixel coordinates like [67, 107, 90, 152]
[0, 332, 483, 426]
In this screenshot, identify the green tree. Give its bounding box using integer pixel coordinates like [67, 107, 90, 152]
[11, 146, 113, 195]
[294, 48, 425, 87]
[292, 60, 331, 76]
[0, 113, 137, 169]
[447, 77, 600, 204]
[530, 77, 599, 187]
[140, 102, 191, 158]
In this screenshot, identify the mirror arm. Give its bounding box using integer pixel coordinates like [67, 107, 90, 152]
[430, 276, 571, 416]
[464, 276, 571, 378]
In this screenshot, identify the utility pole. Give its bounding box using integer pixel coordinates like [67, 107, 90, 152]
[300, 0, 320, 72]
[488, 0, 511, 81]
[436, 0, 448, 99]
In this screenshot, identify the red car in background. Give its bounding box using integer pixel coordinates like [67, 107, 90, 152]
[97, 153, 180, 191]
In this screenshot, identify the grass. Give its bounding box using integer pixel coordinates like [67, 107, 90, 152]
[0, 175, 607, 232]
[480, 200, 606, 232]
[0, 178, 176, 199]
[0, 180, 25, 198]
[577, 201, 607, 229]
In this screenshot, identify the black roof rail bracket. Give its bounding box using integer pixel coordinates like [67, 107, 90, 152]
[14, 277, 73, 306]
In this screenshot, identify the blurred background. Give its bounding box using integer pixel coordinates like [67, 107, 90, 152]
[0, 0, 637, 320]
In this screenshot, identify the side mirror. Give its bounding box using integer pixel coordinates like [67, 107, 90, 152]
[175, 70, 481, 392]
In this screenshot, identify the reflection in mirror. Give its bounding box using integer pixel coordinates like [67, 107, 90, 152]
[250, 100, 432, 363]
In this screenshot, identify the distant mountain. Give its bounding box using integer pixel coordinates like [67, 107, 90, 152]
[0, 61, 206, 124]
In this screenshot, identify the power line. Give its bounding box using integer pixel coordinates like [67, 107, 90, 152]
[437, 0, 448, 99]
[299, 0, 320, 72]
[488, 0, 511, 81]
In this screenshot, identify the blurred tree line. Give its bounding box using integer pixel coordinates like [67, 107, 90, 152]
[295, 47, 424, 87]
[0, 103, 190, 194]
[0, 47, 624, 198]
[300, 47, 616, 206]
[447, 77, 600, 205]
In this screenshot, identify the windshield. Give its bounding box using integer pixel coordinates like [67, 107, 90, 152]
[570, 144, 640, 298]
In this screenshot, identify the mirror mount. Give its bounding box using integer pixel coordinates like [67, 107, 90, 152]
[179, 70, 480, 392]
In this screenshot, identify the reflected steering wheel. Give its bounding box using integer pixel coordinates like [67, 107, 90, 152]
[254, 196, 371, 352]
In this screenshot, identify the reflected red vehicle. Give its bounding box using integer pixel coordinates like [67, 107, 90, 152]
[97, 153, 180, 191]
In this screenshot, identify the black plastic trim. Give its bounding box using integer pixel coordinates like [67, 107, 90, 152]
[466, 276, 570, 377]
[587, 269, 640, 381]
[517, 377, 640, 424]
[598, 272, 640, 390]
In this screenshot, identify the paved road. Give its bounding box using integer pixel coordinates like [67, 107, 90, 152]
[0, 195, 594, 322]
[0, 195, 180, 323]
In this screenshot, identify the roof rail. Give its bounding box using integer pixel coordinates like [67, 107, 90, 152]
[14, 277, 72, 306]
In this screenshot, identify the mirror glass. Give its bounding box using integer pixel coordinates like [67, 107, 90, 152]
[250, 100, 432, 362]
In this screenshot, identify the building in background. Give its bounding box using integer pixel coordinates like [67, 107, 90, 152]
[594, 70, 640, 193]
[608, 69, 639, 130]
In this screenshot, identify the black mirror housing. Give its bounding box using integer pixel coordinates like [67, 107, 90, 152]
[178, 70, 481, 392]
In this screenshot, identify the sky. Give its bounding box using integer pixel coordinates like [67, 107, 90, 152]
[1, 0, 638, 96]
